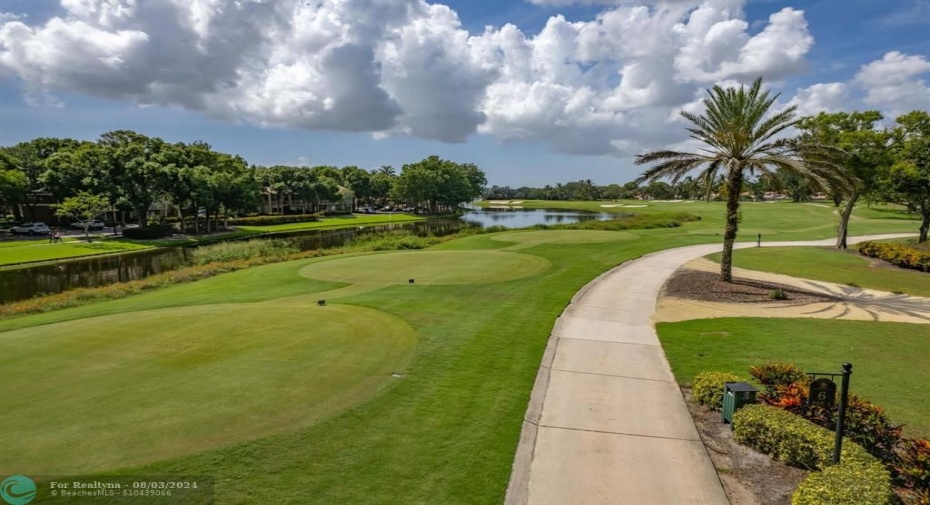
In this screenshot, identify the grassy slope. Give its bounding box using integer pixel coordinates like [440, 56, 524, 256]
[236, 213, 424, 232]
[0, 239, 149, 266]
[0, 303, 415, 475]
[0, 201, 923, 504]
[0, 214, 424, 267]
[657, 317, 930, 437]
[707, 246, 930, 297]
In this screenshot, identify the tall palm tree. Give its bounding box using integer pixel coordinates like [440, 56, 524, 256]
[635, 78, 834, 282]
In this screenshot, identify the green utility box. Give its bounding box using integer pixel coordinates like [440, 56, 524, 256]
[722, 382, 759, 424]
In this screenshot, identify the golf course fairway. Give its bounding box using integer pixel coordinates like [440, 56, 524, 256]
[0, 302, 415, 475]
[299, 250, 551, 285]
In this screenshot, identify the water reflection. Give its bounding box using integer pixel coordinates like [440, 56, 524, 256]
[0, 220, 469, 304]
[460, 207, 616, 228]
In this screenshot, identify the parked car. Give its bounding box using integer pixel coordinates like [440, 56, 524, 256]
[359, 207, 375, 214]
[71, 220, 106, 230]
[11, 222, 51, 235]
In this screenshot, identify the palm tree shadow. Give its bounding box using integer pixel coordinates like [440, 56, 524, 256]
[781, 279, 930, 322]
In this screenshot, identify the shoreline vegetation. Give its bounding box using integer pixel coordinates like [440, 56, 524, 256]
[0, 213, 427, 269]
[0, 211, 699, 318]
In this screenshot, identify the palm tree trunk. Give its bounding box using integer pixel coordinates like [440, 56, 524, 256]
[836, 191, 859, 249]
[720, 169, 744, 283]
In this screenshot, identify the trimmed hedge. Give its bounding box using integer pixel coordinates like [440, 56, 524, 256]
[227, 214, 320, 226]
[692, 371, 743, 410]
[122, 225, 173, 239]
[733, 404, 892, 504]
[858, 241, 930, 272]
[793, 462, 894, 505]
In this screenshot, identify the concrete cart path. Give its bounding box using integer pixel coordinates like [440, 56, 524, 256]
[505, 234, 915, 505]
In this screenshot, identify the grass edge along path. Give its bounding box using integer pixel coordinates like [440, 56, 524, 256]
[1, 227, 722, 504]
[657, 317, 930, 437]
[0, 204, 921, 504]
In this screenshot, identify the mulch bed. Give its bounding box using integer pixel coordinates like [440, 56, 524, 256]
[683, 389, 809, 505]
[663, 269, 842, 304]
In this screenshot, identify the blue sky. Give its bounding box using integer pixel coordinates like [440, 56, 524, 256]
[1, 0, 929, 187]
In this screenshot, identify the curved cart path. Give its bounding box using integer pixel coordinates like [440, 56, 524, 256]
[505, 234, 915, 505]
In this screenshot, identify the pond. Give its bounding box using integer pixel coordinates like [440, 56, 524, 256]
[460, 207, 618, 228]
[0, 208, 619, 304]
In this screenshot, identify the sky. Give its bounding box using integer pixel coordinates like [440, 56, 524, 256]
[0, 0, 929, 187]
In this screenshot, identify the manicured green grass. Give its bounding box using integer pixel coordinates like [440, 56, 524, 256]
[490, 229, 638, 249]
[2, 229, 708, 503]
[0, 302, 414, 475]
[0, 201, 923, 503]
[657, 318, 930, 437]
[706, 247, 930, 297]
[480, 199, 920, 240]
[0, 239, 149, 266]
[236, 213, 424, 232]
[0, 215, 424, 266]
[300, 250, 551, 285]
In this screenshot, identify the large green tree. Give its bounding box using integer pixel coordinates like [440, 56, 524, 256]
[53, 192, 111, 241]
[97, 131, 171, 227]
[884, 111, 930, 242]
[392, 156, 485, 213]
[2, 138, 81, 220]
[636, 78, 834, 282]
[795, 111, 889, 248]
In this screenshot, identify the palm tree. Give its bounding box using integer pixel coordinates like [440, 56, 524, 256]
[635, 78, 834, 282]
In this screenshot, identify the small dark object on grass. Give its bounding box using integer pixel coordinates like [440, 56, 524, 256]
[408, 279, 415, 284]
[770, 289, 789, 301]
[317, 299, 326, 306]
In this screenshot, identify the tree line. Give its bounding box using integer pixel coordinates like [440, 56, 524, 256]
[633, 78, 930, 285]
[488, 108, 929, 247]
[0, 131, 486, 233]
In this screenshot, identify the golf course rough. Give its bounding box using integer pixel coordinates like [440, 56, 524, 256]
[299, 250, 552, 285]
[0, 302, 416, 475]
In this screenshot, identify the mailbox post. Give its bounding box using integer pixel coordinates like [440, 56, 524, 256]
[832, 363, 853, 464]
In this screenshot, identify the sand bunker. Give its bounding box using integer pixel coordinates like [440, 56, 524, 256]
[654, 258, 930, 325]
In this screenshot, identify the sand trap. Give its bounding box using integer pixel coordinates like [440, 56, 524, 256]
[654, 258, 930, 324]
[622, 204, 648, 208]
[600, 204, 623, 208]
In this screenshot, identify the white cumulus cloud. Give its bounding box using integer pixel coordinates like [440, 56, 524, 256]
[0, 0, 821, 154]
[854, 51, 930, 115]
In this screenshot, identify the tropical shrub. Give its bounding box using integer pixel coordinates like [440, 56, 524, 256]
[733, 404, 892, 504]
[858, 241, 930, 272]
[769, 288, 790, 300]
[803, 395, 903, 464]
[750, 362, 808, 395]
[692, 371, 743, 410]
[191, 239, 298, 265]
[733, 404, 878, 469]
[893, 438, 930, 501]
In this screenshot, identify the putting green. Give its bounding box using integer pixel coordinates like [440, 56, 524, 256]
[0, 302, 415, 475]
[491, 230, 638, 249]
[299, 250, 551, 285]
